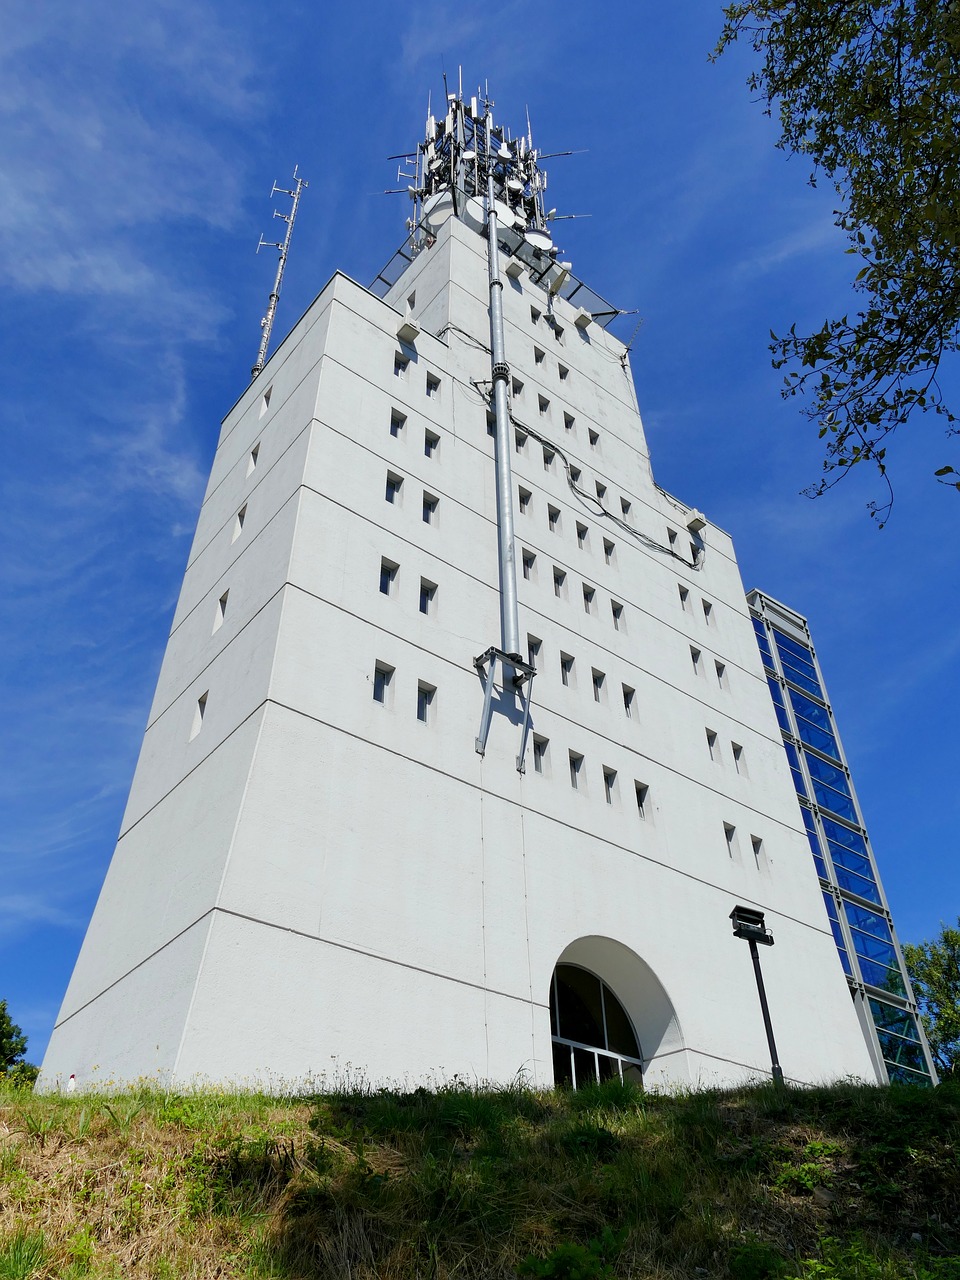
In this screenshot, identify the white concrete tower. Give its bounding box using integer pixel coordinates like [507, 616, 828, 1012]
[41, 89, 876, 1090]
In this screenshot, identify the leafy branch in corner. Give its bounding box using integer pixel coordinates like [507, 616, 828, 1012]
[716, 0, 960, 524]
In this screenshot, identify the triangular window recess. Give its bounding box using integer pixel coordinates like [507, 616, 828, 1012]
[247, 443, 260, 476]
[259, 386, 272, 418]
[190, 691, 208, 741]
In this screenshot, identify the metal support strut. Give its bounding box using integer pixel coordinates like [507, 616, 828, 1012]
[474, 648, 536, 771]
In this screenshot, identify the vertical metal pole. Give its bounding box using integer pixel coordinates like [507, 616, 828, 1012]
[485, 171, 521, 661]
[252, 169, 306, 380]
[749, 938, 785, 1085]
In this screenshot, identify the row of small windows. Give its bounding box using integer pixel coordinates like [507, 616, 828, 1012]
[390, 409, 441, 458]
[706, 730, 746, 774]
[530, 738, 649, 814]
[384, 472, 440, 524]
[379, 558, 438, 615]
[531, 345, 570, 382]
[678, 585, 714, 626]
[529, 305, 566, 343]
[229, 441, 262, 544]
[394, 354, 441, 400]
[372, 662, 436, 722]
[723, 823, 766, 869]
[520, 490, 616, 560]
[520, 551, 624, 628]
[691, 646, 728, 690]
[526, 635, 637, 716]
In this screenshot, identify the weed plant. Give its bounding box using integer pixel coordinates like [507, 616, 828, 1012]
[0, 1076, 958, 1278]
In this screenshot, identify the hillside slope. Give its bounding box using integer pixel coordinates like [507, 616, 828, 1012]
[1, 1078, 958, 1278]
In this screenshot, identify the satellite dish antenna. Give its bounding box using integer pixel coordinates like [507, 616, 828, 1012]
[506, 177, 524, 195]
[422, 190, 454, 231]
[524, 228, 553, 253]
[463, 195, 486, 233]
[495, 199, 520, 228]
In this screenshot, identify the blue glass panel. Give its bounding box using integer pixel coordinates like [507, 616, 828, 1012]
[784, 740, 807, 797]
[820, 816, 868, 854]
[826, 840, 874, 879]
[795, 715, 841, 760]
[833, 864, 882, 904]
[875, 1031, 928, 1071]
[885, 1061, 932, 1086]
[838, 947, 853, 976]
[772, 629, 815, 664]
[789, 689, 840, 759]
[858, 956, 906, 995]
[850, 930, 899, 968]
[788, 688, 832, 731]
[804, 752, 851, 794]
[844, 901, 892, 941]
[822, 890, 840, 922]
[767, 678, 791, 733]
[869, 999, 922, 1042]
[812, 779, 858, 822]
[814, 854, 828, 880]
[781, 663, 825, 699]
[752, 618, 775, 671]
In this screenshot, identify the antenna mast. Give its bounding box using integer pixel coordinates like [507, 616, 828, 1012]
[251, 166, 307, 380]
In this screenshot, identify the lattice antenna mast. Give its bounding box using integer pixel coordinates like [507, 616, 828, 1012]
[251, 166, 307, 380]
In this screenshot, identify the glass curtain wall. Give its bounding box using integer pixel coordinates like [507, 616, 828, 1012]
[747, 592, 935, 1086]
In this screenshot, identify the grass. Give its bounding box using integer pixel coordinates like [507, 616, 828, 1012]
[1, 1075, 958, 1278]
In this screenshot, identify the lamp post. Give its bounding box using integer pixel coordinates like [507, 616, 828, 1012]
[730, 906, 784, 1086]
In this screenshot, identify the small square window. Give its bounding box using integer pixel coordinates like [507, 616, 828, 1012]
[576, 522, 588, 549]
[518, 486, 532, 513]
[582, 584, 596, 614]
[424, 430, 440, 458]
[679, 585, 690, 611]
[533, 735, 549, 774]
[538, 395, 550, 417]
[373, 662, 394, 705]
[553, 567, 566, 598]
[407, 291, 416, 309]
[559, 364, 569, 381]
[622, 684, 635, 718]
[534, 346, 545, 365]
[611, 601, 624, 631]
[385, 472, 403, 504]
[724, 823, 737, 857]
[390, 410, 406, 438]
[543, 447, 555, 472]
[706, 729, 719, 762]
[247, 443, 260, 476]
[379, 557, 399, 595]
[560, 652, 574, 686]
[527, 635, 542, 667]
[548, 505, 560, 532]
[232, 504, 247, 543]
[416, 681, 436, 724]
[751, 835, 765, 867]
[715, 661, 728, 690]
[419, 578, 437, 615]
[702, 599, 713, 625]
[426, 373, 440, 398]
[603, 767, 617, 805]
[553, 324, 564, 344]
[691, 646, 702, 675]
[515, 430, 527, 453]
[531, 306, 542, 325]
[667, 528, 678, 547]
[522, 550, 536, 581]
[588, 429, 600, 449]
[635, 782, 649, 820]
[394, 354, 409, 378]
[732, 743, 745, 775]
[603, 539, 615, 564]
[422, 492, 438, 524]
[620, 497, 631, 517]
[213, 589, 229, 634]
[595, 481, 606, 500]
[569, 465, 581, 484]
[512, 377, 524, 398]
[569, 751, 583, 789]
[190, 691, 208, 741]
[563, 412, 575, 432]
[259, 386, 272, 418]
[486, 410, 496, 437]
[592, 669, 605, 702]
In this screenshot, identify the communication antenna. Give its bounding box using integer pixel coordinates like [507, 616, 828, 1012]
[251, 165, 307, 380]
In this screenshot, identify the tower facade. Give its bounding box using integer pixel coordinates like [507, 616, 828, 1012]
[43, 91, 883, 1090]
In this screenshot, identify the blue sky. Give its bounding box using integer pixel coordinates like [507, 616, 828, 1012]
[4, 0, 958, 1064]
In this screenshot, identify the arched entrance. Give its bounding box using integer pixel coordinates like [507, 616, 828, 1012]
[550, 964, 644, 1086]
[549, 936, 688, 1088]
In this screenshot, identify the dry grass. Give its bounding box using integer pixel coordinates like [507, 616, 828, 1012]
[0, 1078, 958, 1279]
